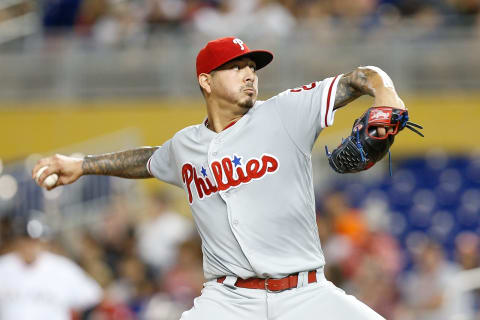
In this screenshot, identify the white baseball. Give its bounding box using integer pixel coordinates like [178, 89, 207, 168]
[36, 166, 59, 188]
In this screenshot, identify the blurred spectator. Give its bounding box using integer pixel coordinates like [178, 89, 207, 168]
[323, 191, 369, 247]
[318, 190, 403, 319]
[446, 0, 480, 27]
[250, 0, 296, 38]
[399, 239, 468, 320]
[346, 231, 403, 319]
[77, 232, 114, 288]
[91, 0, 146, 48]
[42, 0, 83, 32]
[75, 0, 109, 34]
[446, 266, 480, 320]
[162, 236, 204, 309]
[75, 231, 142, 319]
[318, 191, 368, 285]
[141, 292, 185, 320]
[455, 231, 480, 271]
[410, 3, 444, 38]
[192, 0, 257, 37]
[316, 211, 347, 287]
[347, 254, 400, 319]
[103, 254, 155, 316]
[0, 0, 472, 46]
[451, 232, 480, 317]
[330, 0, 381, 29]
[144, 0, 188, 29]
[95, 197, 138, 277]
[191, 0, 295, 38]
[2, 0, 479, 52]
[0, 216, 103, 320]
[137, 191, 194, 275]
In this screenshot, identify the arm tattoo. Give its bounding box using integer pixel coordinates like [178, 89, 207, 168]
[82, 147, 159, 178]
[333, 69, 377, 110]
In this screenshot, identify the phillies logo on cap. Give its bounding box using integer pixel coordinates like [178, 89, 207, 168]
[233, 38, 245, 50]
[196, 37, 274, 77]
[181, 153, 280, 204]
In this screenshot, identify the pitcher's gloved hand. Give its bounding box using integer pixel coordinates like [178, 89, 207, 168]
[325, 107, 424, 174]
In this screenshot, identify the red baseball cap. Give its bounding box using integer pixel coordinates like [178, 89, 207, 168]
[196, 37, 274, 77]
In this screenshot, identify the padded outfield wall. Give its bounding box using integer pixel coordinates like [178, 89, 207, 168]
[2, 94, 478, 163]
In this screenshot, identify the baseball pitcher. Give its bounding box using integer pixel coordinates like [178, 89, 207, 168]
[33, 37, 422, 319]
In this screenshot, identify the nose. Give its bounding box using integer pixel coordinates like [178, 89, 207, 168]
[242, 66, 255, 84]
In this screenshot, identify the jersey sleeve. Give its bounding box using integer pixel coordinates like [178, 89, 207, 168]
[146, 139, 182, 187]
[272, 75, 342, 153]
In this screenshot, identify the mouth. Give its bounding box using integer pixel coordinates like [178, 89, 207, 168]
[243, 88, 256, 95]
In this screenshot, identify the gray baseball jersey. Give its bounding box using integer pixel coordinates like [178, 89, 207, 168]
[148, 75, 342, 281]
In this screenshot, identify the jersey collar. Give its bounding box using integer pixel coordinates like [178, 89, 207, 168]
[204, 118, 239, 132]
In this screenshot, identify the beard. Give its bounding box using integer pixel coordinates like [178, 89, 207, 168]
[238, 86, 256, 109]
[239, 96, 255, 109]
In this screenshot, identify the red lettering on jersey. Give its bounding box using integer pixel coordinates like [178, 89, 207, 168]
[193, 169, 217, 199]
[181, 154, 280, 204]
[263, 155, 279, 172]
[246, 159, 262, 178]
[211, 161, 228, 191]
[236, 165, 251, 184]
[205, 177, 218, 194]
[182, 163, 194, 204]
[290, 82, 317, 93]
[222, 158, 241, 187]
[184, 163, 218, 203]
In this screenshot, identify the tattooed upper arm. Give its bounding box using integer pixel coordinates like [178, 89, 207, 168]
[82, 146, 159, 179]
[333, 68, 378, 110]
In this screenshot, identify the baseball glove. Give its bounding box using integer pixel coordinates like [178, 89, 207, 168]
[325, 106, 423, 174]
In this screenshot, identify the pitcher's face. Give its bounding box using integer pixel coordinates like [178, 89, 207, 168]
[210, 57, 258, 110]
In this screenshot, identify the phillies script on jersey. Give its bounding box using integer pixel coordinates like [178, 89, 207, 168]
[182, 154, 280, 204]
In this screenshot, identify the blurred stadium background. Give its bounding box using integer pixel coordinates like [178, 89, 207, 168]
[0, 0, 480, 319]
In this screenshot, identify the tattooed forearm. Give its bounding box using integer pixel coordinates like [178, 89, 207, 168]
[333, 72, 362, 110]
[334, 66, 405, 111]
[333, 68, 383, 110]
[82, 147, 159, 178]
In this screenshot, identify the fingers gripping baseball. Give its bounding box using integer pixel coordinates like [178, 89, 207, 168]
[32, 154, 83, 190]
[374, 126, 394, 138]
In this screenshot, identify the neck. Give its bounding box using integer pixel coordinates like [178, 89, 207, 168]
[205, 99, 249, 133]
[14, 238, 43, 265]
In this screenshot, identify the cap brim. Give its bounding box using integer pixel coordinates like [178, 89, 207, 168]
[242, 50, 274, 71]
[215, 50, 274, 73]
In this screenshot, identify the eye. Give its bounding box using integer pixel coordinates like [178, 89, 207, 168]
[249, 65, 256, 72]
[232, 65, 240, 70]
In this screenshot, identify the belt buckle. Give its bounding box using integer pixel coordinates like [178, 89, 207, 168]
[264, 277, 275, 293]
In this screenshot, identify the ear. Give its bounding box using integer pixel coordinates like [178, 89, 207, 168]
[198, 73, 212, 95]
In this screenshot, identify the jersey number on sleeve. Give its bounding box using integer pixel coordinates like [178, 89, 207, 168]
[290, 82, 316, 93]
